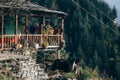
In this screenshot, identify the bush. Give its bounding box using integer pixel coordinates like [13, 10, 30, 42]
[48, 52, 58, 60]
[77, 67, 92, 80]
[62, 72, 76, 79]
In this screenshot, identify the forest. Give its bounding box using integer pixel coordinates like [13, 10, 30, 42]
[34, 0, 120, 79]
[1, 0, 120, 80]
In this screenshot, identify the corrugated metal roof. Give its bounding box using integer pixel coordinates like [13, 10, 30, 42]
[0, 1, 67, 16]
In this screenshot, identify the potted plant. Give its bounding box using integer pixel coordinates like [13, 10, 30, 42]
[42, 41, 49, 49]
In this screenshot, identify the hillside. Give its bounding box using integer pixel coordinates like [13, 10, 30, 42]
[1, 0, 120, 80]
[30, 0, 120, 79]
[43, 0, 120, 80]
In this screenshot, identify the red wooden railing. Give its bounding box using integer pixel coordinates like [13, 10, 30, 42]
[0, 34, 62, 50]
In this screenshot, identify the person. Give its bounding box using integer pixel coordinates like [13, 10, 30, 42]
[54, 27, 61, 35]
[21, 24, 25, 34]
[26, 25, 31, 34]
[52, 20, 62, 35]
[30, 25, 35, 34]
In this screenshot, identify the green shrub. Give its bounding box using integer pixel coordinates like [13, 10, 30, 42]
[62, 72, 76, 79]
[77, 67, 92, 80]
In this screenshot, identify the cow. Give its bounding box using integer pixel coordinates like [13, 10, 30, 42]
[45, 58, 80, 74]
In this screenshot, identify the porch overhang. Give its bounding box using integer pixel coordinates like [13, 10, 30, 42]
[0, 1, 67, 17]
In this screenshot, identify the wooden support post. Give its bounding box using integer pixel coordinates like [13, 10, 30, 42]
[61, 18, 64, 41]
[26, 15, 29, 48]
[41, 17, 45, 45]
[2, 15, 4, 50]
[41, 24, 43, 46]
[57, 50, 60, 59]
[15, 15, 18, 44]
[26, 15, 28, 26]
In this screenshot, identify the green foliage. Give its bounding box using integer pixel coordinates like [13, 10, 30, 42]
[60, 49, 70, 59]
[47, 52, 58, 60]
[56, 0, 119, 79]
[62, 72, 76, 79]
[47, 49, 69, 60]
[77, 67, 92, 80]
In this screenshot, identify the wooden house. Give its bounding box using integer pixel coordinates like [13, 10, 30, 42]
[0, 1, 67, 50]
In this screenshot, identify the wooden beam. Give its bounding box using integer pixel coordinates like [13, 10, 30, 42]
[2, 15, 4, 50]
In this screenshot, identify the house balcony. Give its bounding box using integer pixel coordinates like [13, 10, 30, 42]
[0, 34, 62, 50]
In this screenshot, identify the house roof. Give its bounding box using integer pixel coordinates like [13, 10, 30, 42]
[0, 1, 67, 16]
